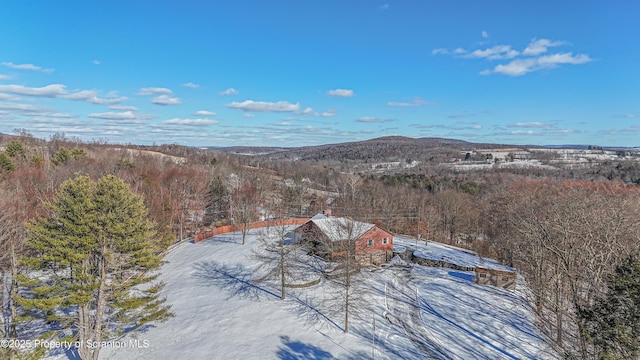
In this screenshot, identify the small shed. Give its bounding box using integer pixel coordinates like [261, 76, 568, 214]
[473, 267, 516, 290]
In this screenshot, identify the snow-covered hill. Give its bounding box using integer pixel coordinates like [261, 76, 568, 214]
[50, 227, 555, 359]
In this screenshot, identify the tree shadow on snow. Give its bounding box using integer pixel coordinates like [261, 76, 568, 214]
[277, 335, 335, 360]
[192, 260, 280, 301]
[45, 346, 81, 360]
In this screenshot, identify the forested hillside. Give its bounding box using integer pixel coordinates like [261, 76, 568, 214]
[1, 132, 640, 358]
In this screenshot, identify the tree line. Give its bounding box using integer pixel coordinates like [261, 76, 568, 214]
[2, 132, 640, 358]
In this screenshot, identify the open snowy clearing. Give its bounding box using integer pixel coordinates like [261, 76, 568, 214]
[45, 227, 555, 359]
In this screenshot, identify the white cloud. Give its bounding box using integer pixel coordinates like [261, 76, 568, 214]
[220, 88, 239, 96]
[93, 60, 101, 65]
[227, 100, 300, 112]
[537, 52, 592, 66]
[0, 84, 67, 97]
[357, 116, 394, 123]
[482, 31, 488, 39]
[183, 82, 199, 89]
[243, 113, 255, 118]
[387, 97, 436, 107]
[2, 62, 54, 73]
[507, 130, 540, 135]
[163, 118, 219, 125]
[523, 39, 564, 56]
[0, 84, 132, 107]
[0, 93, 22, 101]
[321, 109, 337, 117]
[299, 107, 337, 117]
[151, 94, 181, 105]
[137, 87, 173, 95]
[379, 4, 389, 10]
[193, 110, 216, 116]
[508, 122, 553, 128]
[327, 88, 354, 97]
[0, 74, 10, 80]
[0, 102, 73, 117]
[301, 107, 315, 115]
[109, 104, 138, 111]
[439, 37, 591, 77]
[485, 52, 592, 76]
[464, 45, 519, 60]
[64, 90, 127, 105]
[88, 111, 139, 120]
[432, 48, 449, 55]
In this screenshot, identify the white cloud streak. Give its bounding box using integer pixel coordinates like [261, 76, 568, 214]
[193, 110, 216, 116]
[89, 111, 141, 120]
[299, 107, 337, 117]
[326, 88, 354, 97]
[464, 45, 519, 60]
[432, 48, 449, 55]
[387, 97, 436, 107]
[64, 90, 127, 105]
[523, 39, 564, 56]
[434, 37, 591, 77]
[508, 122, 554, 128]
[137, 87, 173, 95]
[220, 88, 239, 96]
[357, 116, 395, 123]
[109, 104, 138, 111]
[163, 118, 219, 125]
[227, 100, 300, 112]
[183, 82, 200, 89]
[0, 84, 66, 97]
[321, 109, 337, 117]
[2, 62, 54, 73]
[483, 52, 592, 76]
[0, 102, 73, 117]
[151, 94, 181, 105]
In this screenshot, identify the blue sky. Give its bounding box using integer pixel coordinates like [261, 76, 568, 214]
[0, 1, 638, 147]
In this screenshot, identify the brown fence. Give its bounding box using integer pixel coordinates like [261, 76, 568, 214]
[193, 218, 310, 243]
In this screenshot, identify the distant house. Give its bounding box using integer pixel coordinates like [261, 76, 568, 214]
[474, 267, 516, 290]
[293, 210, 393, 266]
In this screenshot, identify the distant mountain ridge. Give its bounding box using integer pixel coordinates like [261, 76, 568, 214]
[213, 136, 526, 162]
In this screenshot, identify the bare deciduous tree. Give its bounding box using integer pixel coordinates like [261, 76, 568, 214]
[253, 221, 312, 300]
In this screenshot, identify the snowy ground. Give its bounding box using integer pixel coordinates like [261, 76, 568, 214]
[46, 227, 555, 359]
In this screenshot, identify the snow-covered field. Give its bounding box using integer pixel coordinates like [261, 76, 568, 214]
[48, 227, 555, 359]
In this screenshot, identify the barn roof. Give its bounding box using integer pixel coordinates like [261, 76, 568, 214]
[309, 217, 375, 242]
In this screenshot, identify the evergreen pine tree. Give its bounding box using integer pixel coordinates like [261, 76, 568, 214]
[580, 254, 640, 359]
[17, 174, 172, 360]
[204, 176, 229, 226]
[0, 152, 16, 172]
[5, 140, 27, 159]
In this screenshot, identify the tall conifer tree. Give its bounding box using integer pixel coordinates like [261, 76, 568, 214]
[580, 254, 640, 359]
[17, 175, 172, 360]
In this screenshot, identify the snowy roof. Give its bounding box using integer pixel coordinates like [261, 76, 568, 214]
[394, 236, 514, 272]
[309, 217, 375, 242]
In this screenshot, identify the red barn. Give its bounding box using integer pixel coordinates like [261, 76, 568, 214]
[294, 213, 393, 266]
